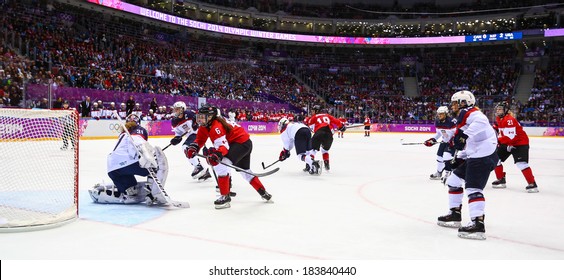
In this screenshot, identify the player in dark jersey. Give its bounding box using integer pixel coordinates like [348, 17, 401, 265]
[425, 106, 456, 182]
[169, 101, 211, 181]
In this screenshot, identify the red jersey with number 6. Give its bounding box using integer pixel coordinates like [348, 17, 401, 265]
[195, 120, 250, 155]
[307, 113, 344, 133]
[495, 114, 529, 146]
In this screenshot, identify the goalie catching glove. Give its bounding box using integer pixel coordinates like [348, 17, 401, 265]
[204, 147, 223, 166]
[185, 142, 199, 159]
[279, 149, 290, 161]
[424, 138, 437, 147]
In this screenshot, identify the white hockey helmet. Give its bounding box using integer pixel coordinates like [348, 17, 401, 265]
[451, 90, 475, 108]
[437, 106, 449, 114]
[172, 101, 186, 117]
[278, 117, 289, 132]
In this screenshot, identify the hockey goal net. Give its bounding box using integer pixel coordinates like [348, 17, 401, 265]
[0, 108, 79, 232]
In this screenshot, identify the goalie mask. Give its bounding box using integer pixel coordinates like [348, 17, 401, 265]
[197, 104, 219, 127]
[172, 101, 186, 117]
[124, 113, 140, 132]
[278, 117, 289, 133]
[495, 102, 510, 117]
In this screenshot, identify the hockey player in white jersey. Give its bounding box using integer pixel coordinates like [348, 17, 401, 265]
[89, 114, 169, 205]
[169, 101, 211, 181]
[437, 90, 498, 240]
[277, 117, 321, 175]
[425, 106, 456, 182]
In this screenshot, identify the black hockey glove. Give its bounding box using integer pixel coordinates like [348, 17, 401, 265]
[452, 130, 468, 150]
[170, 136, 183, 146]
[450, 157, 465, 169]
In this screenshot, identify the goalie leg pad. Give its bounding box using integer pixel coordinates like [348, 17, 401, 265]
[145, 147, 170, 204]
[89, 182, 146, 204]
[154, 146, 169, 186]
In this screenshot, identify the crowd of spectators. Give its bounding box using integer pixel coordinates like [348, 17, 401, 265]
[518, 45, 564, 125]
[148, 0, 560, 37]
[1, 0, 563, 126]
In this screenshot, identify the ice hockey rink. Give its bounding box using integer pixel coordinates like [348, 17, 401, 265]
[1, 132, 563, 278]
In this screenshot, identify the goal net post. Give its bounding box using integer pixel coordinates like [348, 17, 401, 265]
[0, 108, 79, 232]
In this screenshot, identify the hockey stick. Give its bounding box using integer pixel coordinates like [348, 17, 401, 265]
[196, 154, 279, 177]
[115, 113, 189, 208]
[344, 123, 367, 129]
[400, 138, 424, 145]
[162, 131, 189, 151]
[261, 160, 280, 170]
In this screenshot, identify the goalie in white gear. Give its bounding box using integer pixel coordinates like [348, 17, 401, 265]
[89, 114, 169, 205]
[277, 117, 321, 175]
[169, 101, 212, 181]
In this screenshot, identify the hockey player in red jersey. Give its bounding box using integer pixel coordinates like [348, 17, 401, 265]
[185, 104, 273, 209]
[306, 105, 346, 171]
[337, 115, 348, 138]
[492, 102, 539, 193]
[363, 115, 371, 137]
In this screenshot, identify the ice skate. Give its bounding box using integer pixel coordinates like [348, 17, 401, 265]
[303, 164, 310, 172]
[257, 187, 273, 203]
[214, 195, 231, 209]
[526, 182, 539, 193]
[429, 171, 442, 180]
[458, 215, 486, 240]
[309, 160, 322, 175]
[323, 160, 330, 171]
[491, 173, 506, 188]
[197, 169, 212, 181]
[437, 207, 462, 228]
[191, 164, 206, 179]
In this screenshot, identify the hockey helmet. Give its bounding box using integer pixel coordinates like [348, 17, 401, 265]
[436, 106, 449, 119]
[495, 102, 510, 117]
[278, 117, 289, 132]
[312, 105, 322, 114]
[197, 104, 219, 126]
[172, 101, 186, 117]
[451, 90, 475, 108]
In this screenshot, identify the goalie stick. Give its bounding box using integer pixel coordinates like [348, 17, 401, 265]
[115, 113, 190, 208]
[196, 154, 279, 177]
[261, 160, 280, 170]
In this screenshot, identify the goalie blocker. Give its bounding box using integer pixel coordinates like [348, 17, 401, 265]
[89, 114, 170, 205]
